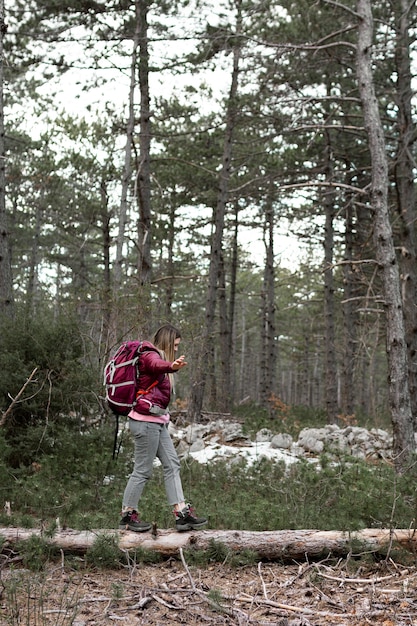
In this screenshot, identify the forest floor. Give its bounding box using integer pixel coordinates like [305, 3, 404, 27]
[1, 557, 416, 625]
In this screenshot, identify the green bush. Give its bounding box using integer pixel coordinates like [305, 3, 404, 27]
[16, 535, 58, 571]
[0, 311, 98, 463]
[86, 533, 122, 569]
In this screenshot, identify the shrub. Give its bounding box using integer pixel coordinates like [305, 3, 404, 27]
[0, 310, 98, 463]
[16, 535, 58, 571]
[86, 533, 122, 569]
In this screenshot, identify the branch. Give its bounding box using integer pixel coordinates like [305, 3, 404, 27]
[321, 0, 360, 19]
[151, 274, 202, 284]
[276, 180, 369, 195]
[0, 367, 38, 427]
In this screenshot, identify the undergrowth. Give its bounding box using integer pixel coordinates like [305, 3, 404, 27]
[0, 404, 415, 572]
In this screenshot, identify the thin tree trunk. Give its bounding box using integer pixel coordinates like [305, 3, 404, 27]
[113, 1, 140, 294]
[260, 190, 276, 408]
[356, 0, 415, 472]
[0, 0, 13, 318]
[100, 180, 112, 341]
[26, 201, 41, 317]
[228, 202, 239, 402]
[136, 0, 152, 285]
[323, 127, 339, 423]
[218, 252, 229, 411]
[393, 0, 417, 428]
[239, 300, 247, 401]
[164, 198, 176, 320]
[187, 5, 242, 421]
[301, 332, 310, 406]
[342, 196, 356, 415]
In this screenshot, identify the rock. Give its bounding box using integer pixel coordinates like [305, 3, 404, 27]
[327, 431, 349, 452]
[175, 440, 190, 457]
[271, 433, 293, 449]
[184, 424, 210, 444]
[297, 428, 329, 453]
[299, 436, 324, 454]
[222, 422, 247, 442]
[255, 428, 274, 442]
[189, 438, 205, 453]
[169, 416, 394, 467]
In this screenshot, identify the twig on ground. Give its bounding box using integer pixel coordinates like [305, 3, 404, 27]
[257, 561, 268, 599]
[314, 564, 415, 585]
[179, 546, 196, 589]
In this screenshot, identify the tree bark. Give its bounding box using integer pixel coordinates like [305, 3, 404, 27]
[1, 527, 416, 561]
[113, 1, 140, 294]
[218, 252, 230, 411]
[260, 187, 276, 408]
[356, 0, 415, 472]
[0, 0, 13, 318]
[323, 124, 339, 423]
[393, 0, 417, 428]
[341, 193, 356, 415]
[25, 200, 41, 317]
[187, 6, 242, 421]
[228, 201, 239, 402]
[136, 0, 152, 285]
[100, 179, 112, 340]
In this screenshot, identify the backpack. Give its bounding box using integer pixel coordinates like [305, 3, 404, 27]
[104, 340, 143, 416]
[104, 340, 143, 459]
[103, 340, 158, 459]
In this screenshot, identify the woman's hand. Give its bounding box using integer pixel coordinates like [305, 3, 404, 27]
[172, 355, 187, 370]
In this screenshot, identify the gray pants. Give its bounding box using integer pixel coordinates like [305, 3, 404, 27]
[122, 420, 185, 510]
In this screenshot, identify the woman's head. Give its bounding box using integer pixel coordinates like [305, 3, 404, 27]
[152, 324, 181, 362]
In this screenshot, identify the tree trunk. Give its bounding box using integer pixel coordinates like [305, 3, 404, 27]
[187, 6, 242, 421]
[228, 202, 239, 402]
[356, 0, 415, 472]
[341, 195, 356, 415]
[0, 0, 13, 318]
[26, 201, 41, 317]
[136, 0, 152, 285]
[113, 1, 140, 295]
[1, 527, 416, 561]
[164, 198, 176, 320]
[323, 126, 339, 423]
[393, 0, 417, 428]
[260, 189, 276, 408]
[100, 180, 112, 342]
[217, 252, 230, 411]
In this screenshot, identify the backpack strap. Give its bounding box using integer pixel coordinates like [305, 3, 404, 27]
[135, 380, 158, 398]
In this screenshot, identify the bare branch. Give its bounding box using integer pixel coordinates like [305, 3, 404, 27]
[0, 367, 38, 427]
[321, 0, 360, 19]
[151, 274, 202, 284]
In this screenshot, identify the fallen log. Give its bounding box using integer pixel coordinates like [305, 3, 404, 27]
[1, 527, 416, 560]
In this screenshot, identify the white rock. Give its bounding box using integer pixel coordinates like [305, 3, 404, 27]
[271, 433, 293, 449]
[255, 428, 274, 442]
[189, 438, 205, 453]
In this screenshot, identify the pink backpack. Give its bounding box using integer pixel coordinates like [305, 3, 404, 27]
[104, 341, 143, 415]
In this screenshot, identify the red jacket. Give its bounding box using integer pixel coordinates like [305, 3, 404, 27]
[134, 341, 175, 414]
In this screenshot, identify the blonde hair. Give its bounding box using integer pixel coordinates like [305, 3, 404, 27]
[152, 324, 181, 363]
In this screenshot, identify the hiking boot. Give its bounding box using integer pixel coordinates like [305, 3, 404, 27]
[174, 504, 207, 532]
[119, 509, 151, 532]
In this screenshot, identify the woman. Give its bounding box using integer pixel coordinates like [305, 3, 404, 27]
[119, 324, 207, 533]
